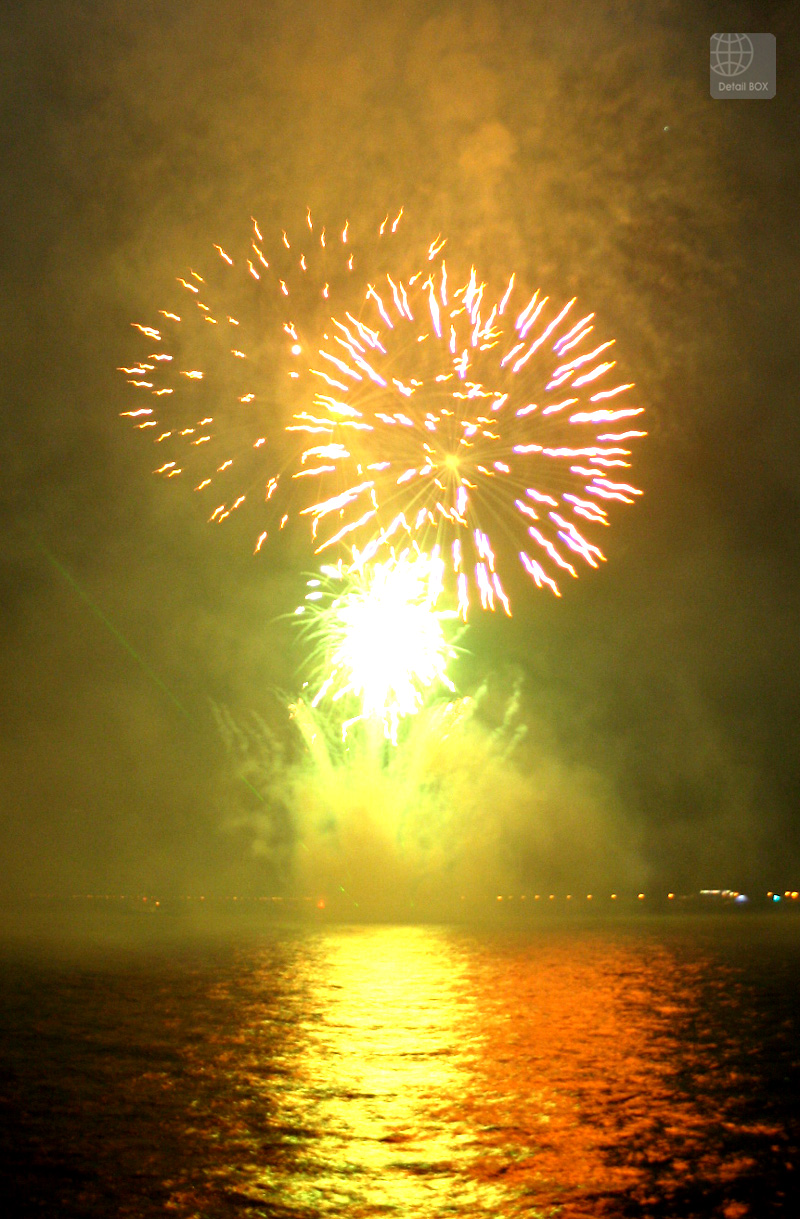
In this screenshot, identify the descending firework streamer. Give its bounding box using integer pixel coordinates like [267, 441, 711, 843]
[294, 551, 459, 745]
[118, 208, 418, 547]
[294, 260, 646, 618]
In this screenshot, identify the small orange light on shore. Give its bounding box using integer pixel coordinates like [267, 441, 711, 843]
[611, 893, 617, 900]
[668, 892, 675, 900]
[638, 893, 645, 900]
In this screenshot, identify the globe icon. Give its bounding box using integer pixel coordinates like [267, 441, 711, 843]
[710, 33, 754, 78]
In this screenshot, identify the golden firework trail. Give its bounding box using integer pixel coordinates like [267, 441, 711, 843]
[119, 209, 410, 537]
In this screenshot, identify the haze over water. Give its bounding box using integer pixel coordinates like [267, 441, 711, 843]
[1, 913, 798, 1217]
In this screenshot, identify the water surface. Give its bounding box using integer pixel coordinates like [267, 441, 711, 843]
[1, 916, 797, 1216]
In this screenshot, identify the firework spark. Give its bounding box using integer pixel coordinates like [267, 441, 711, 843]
[294, 551, 459, 745]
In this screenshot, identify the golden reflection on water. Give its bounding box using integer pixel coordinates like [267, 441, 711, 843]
[242, 925, 494, 1214]
[178, 925, 777, 1217]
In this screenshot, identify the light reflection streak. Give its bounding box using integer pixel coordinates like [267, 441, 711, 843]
[228, 927, 497, 1213]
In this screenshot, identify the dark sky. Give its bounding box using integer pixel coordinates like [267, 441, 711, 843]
[1, 0, 798, 901]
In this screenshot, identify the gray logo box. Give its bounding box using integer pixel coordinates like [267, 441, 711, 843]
[710, 34, 775, 98]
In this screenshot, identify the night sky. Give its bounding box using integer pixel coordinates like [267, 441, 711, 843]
[1, 0, 798, 904]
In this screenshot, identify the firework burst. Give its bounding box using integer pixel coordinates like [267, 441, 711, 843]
[294, 550, 459, 745]
[120, 211, 645, 615]
[118, 209, 417, 545]
[293, 260, 646, 617]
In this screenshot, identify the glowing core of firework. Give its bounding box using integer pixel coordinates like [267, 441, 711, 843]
[296, 552, 458, 744]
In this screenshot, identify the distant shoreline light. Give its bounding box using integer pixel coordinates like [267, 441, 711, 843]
[15, 890, 800, 906]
